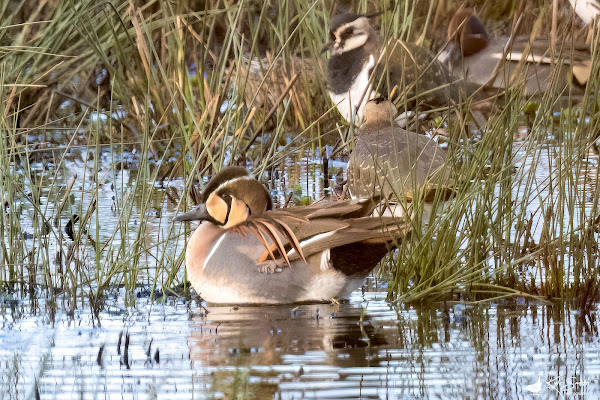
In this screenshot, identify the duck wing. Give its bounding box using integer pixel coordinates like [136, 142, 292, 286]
[256, 215, 407, 264]
[232, 197, 406, 266]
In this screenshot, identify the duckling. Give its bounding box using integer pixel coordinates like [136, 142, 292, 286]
[439, 9, 592, 97]
[347, 98, 454, 223]
[323, 12, 480, 125]
[174, 167, 407, 304]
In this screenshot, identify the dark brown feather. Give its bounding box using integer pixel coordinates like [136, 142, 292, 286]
[234, 198, 407, 267]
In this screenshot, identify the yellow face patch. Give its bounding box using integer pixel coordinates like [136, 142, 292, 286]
[223, 196, 250, 228]
[205, 192, 228, 224]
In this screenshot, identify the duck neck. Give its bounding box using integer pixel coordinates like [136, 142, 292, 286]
[360, 119, 394, 132]
[328, 36, 380, 95]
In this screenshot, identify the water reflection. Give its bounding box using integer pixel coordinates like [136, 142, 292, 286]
[4, 290, 598, 399]
[3, 139, 600, 398]
[187, 296, 600, 399]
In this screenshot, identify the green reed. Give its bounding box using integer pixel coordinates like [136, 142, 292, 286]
[1, 0, 599, 310]
[386, 12, 600, 306]
[0, 0, 336, 307]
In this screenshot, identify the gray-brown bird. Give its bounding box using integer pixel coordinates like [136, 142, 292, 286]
[439, 9, 592, 97]
[347, 98, 454, 223]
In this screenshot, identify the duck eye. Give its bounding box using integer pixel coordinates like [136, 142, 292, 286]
[219, 193, 233, 207]
[329, 31, 335, 40]
[340, 27, 354, 41]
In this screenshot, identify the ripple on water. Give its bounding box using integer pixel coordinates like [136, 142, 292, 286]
[2, 291, 600, 399]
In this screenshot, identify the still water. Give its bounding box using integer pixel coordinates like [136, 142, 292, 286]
[1, 141, 600, 399]
[2, 290, 600, 399]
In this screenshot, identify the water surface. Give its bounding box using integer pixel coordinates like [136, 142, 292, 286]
[2, 289, 599, 399]
[2, 136, 600, 399]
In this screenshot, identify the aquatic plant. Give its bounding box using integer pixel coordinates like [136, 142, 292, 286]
[0, 0, 599, 312]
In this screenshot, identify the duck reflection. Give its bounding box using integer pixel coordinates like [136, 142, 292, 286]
[186, 299, 600, 399]
[188, 301, 389, 369]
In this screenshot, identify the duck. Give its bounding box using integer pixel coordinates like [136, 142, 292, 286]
[524, 373, 543, 394]
[439, 9, 592, 97]
[174, 167, 408, 304]
[569, 0, 599, 25]
[347, 98, 455, 223]
[323, 12, 481, 125]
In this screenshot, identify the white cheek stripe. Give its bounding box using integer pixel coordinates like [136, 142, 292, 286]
[214, 176, 255, 192]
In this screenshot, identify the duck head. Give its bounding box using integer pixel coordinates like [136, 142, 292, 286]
[362, 97, 397, 126]
[174, 167, 272, 229]
[322, 13, 377, 56]
[439, 9, 489, 64]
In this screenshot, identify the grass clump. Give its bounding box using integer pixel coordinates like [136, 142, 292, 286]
[0, 0, 599, 312]
[386, 19, 600, 307]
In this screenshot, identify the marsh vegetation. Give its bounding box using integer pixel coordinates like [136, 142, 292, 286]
[1, 0, 599, 310]
[1, 0, 600, 397]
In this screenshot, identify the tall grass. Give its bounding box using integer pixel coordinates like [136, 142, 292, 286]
[0, 0, 341, 311]
[386, 13, 600, 306]
[1, 0, 599, 310]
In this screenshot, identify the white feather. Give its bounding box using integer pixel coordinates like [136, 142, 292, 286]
[320, 249, 331, 271]
[202, 234, 227, 270]
[328, 55, 376, 123]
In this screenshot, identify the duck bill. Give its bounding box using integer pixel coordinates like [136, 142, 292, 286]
[174, 204, 211, 222]
[320, 41, 333, 55]
[364, 11, 382, 19]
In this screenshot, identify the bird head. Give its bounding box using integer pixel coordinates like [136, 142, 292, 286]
[439, 9, 489, 64]
[174, 167, 272, 229]
[322, 13, 375, 56]
[451, 10, 489, 56]
[363, 97, 397, 125]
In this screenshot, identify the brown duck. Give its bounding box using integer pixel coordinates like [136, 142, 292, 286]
[175, 167, 407, 304]
[439, 9, 592, 97]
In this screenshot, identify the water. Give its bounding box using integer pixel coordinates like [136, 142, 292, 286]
[2, 138, 600, 399]
[2, 290, 600, 399]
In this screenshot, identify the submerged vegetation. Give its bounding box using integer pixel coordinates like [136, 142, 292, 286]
[0, 0, 599, 313]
